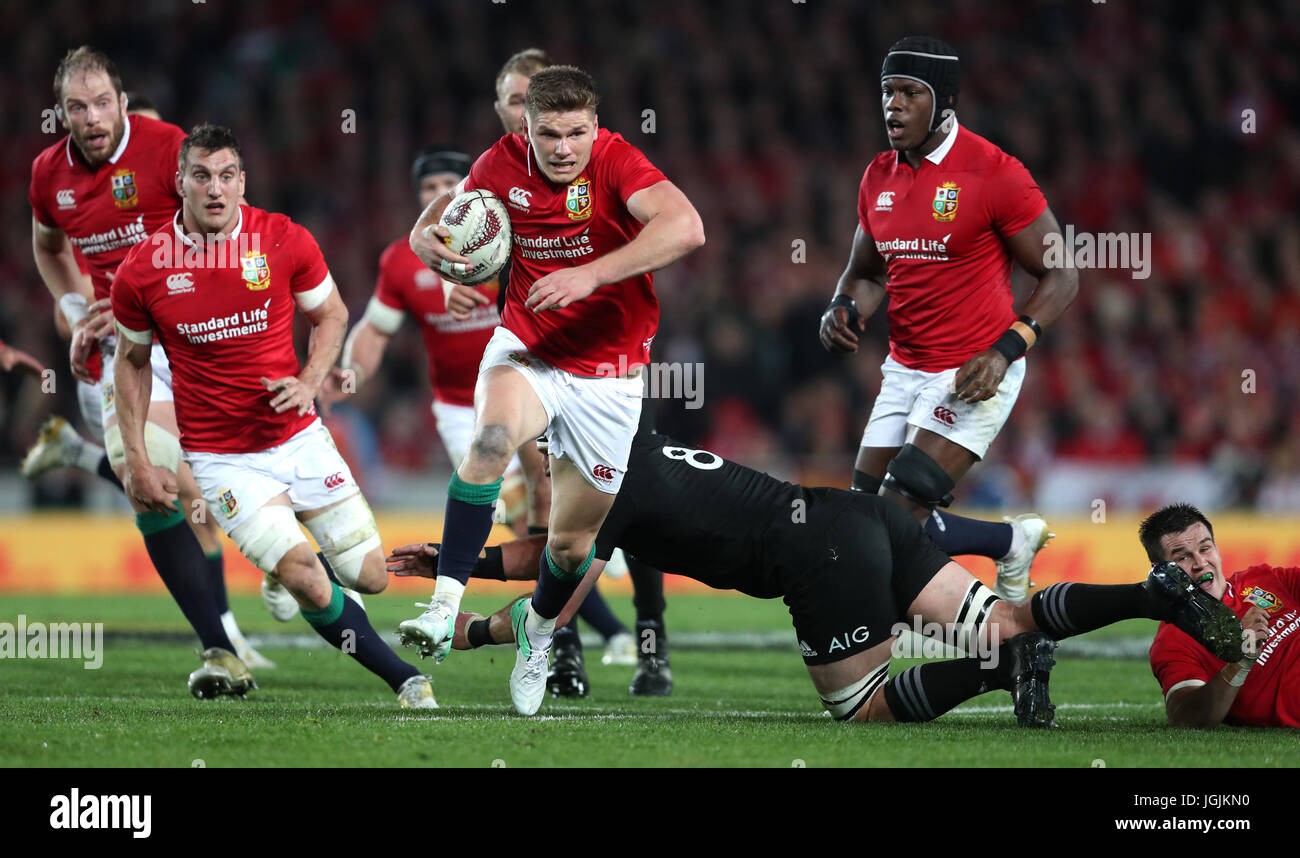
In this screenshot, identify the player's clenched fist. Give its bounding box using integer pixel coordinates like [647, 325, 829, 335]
[444, 281, 491, 321]
[1240, 606, 1272, 661]
[123, 463, 180, 515]
[819, 297, 865, 353]
[261, 375, 316, 416]
[525, 266, 598, 312]
[952, 348, 1009, 403]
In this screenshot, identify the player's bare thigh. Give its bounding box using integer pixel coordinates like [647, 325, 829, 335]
[299, 494, 387, 593]
[806, 636, 897, 723]
[878, 427, 978, 521]
[905, 560, 1035, 644]
[463, 365, 549, 483]
[545, 455, 617, 569]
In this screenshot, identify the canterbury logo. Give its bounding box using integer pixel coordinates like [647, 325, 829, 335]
[591, 464, 615, 483]
[508, 187, 532, 208]
[166, 273, 194, 294]
[56, 189, 76, 207]
[875, 191, 895, 210]
[324, 472, 346, 490]
[932, 406, 957, 426]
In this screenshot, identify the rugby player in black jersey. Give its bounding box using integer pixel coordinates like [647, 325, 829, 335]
[388, 432, 1243, 725]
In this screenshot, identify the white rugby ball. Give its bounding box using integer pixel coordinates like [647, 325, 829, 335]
[437, 189, 512, 285]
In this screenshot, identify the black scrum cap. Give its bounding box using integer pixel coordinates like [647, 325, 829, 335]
[411, 145, 472, 188]
[881, 36, 960, 132]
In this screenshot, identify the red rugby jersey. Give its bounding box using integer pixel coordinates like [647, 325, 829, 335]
[369, 237, 501, 407]
[30, 115, 186, 302]
[464, 131, 667, 376]
[1150, 564, 1300, 728]
[111, 206, 330, 453]
[858, 121, 1047, 372]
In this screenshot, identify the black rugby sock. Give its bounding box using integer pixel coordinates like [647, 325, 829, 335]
[1030, 582, 1153, 640]
[532, 547, 591, 620]
[925, 511, 1013, 559]
[628, 554, 666, 621]
[438, 474, 501, 586]
[302, 583, 418, 692]
[883, 658, 997, 722]
[96, 455, 124, 490]
[577, 588, 627, 640]
[636, 618, 669, 660]
[137, 510, 235, 653]
[205, 549, 229, 615]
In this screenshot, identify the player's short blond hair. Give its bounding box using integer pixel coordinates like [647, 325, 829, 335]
[495, 48, 550, 96]
[54, 46, 123, 105]
[524, 66, 599, 119]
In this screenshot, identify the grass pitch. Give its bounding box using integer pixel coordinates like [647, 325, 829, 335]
[2, 592, 1298, 768]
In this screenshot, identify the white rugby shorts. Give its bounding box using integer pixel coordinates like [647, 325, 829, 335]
[860, 354, 1026, 460]
[185, 419, 361, 535]
[431, 399, 522, 476]
[96, 339, 175, 436]
[478, 326, 642, 494]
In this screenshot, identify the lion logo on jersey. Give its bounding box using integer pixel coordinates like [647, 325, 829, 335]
[566, 176, 593, 221]
[241, 252, 270, 290]
[1242, 585, 1282, 614]
[932, 181, 959, 222]
[111, 169, 138, 209]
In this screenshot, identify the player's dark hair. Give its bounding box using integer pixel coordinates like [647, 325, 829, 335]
[411, 145, 471, 188]
[179, 123, 244, 172]
[54, 46, 124, 104]
[1138, 503, 1216, 564]
[496, 47, 551, 95]
[525, 65, 599, 119]
[124, 91, 156, 114]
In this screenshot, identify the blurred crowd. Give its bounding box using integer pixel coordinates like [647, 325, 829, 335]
[2, 0, 1297, 509]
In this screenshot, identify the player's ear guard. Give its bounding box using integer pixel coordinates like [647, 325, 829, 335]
[881, 443, 955, 510]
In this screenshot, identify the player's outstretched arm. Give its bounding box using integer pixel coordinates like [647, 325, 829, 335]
[0, 340, 46, 376]
[409, 183, 473, 280]
[820, 224, 887, 354]
[114, 333, 178, 514]
[525, 180, 704, 312]
[1164, 606, 1271, 729]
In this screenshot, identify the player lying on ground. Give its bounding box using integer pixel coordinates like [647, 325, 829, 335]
[820, 36, 1078, 604]
[1143, 504, 1299, 728]
[399, 66, 704, 715]
[26, 46, 268, 680]
[388, 432, 1243, 725]
[111, 123, 434, 707]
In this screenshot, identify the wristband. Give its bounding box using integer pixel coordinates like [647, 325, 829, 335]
[1227, 662, 1251, 687]
[826, 294, 860, 327]
[990, 328, 1028, 364]
[1017, 315, 1043, 339]
[59, 293, 89, 327]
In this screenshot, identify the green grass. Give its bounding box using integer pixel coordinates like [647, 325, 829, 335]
[2, 593, 1298, 767]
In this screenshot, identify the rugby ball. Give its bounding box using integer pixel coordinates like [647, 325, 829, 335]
[436, 189, 512, 285]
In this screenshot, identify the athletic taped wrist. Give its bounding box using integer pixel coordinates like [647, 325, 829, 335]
[59, 293, 89, 327]
[990, 327, 1028, 364]
[825, 294, 860, 327]
[1227, 661, 1252, 687]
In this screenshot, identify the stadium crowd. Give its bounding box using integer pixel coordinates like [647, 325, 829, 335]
[2, 0, 1297, 509]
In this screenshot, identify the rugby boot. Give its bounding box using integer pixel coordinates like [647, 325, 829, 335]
[547, 628, 590, 698]
[994, 514, 1054, 604]
[21, 416, 86, 479]
[1144, 561, 1244, 661]
[509, 597, 552, 715]
[397, 675, 438, 709]
[1001, 632, 1057, 728]
[188, 647, 256, 699]
[398, 600, 456, 663]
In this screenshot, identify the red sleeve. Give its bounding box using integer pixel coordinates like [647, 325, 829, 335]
[986, 154, 1047, 237]
[373, 245, 409, 312]
[288, 222, 330, 293]
[602, 136, 667, 205]
[1149, 623, 1219, 697]
[29, 157, 55, 228]
[1272, 566, 1300, 598]
[110, 255, 153, 337]
[161, 124, 185, 203]
[464, 139, 505, 196]
[857, 167, 873, 233]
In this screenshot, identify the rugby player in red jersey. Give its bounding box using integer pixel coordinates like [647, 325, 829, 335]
[112, 124, 435, 707]
[1144, 504, 1300, 728]
[400, 66, 704, 714]
[25, 48, 268, 684]
[820, 37, 1079, 604]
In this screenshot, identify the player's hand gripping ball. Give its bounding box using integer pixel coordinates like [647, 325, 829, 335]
[435, 190, 512, 286]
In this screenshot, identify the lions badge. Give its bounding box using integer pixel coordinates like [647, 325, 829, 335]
[217, 489, 238, 519]
[111, 169, 138, 209]
[241, 252, 270, 291]
[932, 181, 959, 222]
[566, 176, 593, 221]
[1242, 585, 1282, 614]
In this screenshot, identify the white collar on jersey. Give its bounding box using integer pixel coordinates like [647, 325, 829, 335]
[65, 114, 133, 168]
[172, 205, 244, 248]
[896, 116, 960, 167]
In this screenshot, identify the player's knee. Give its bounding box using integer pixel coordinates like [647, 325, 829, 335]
[230, 504, 308, 576]
[881, 444, 955, 511]
[302, 494, 383, 591]
[545, 532, 595, 578]
[989, 600, 1034, 642]
[820, 662, 891, 723]
[274, 544, 330, 607]
[468, 424, 515, 473]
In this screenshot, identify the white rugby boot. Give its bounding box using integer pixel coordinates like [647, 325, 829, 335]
[397, 675, 438, 709]
[509, 597, 553, 716]
[261, 574, 299, 622]
[398, 600, 456, 663]
[994, 514, 1055, 604]
[220, 611, 276, 669]
[601, 631, 637, 666]
[21, 416, 100, 478]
